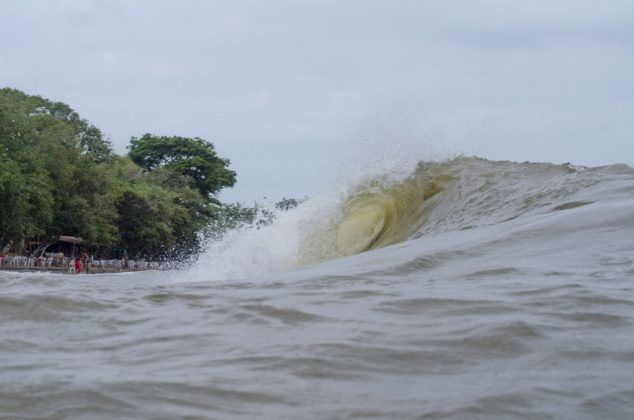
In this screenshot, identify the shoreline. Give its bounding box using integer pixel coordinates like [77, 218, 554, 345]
[1, 255, 172, 274]
[0, 266, 156, 275]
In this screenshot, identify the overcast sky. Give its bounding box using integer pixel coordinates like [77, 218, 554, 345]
[2, 0, 633, 202]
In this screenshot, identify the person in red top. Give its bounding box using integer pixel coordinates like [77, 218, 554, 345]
[74, 258, 81, 274]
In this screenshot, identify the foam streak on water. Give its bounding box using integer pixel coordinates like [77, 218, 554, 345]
[2, 157, 634, 419]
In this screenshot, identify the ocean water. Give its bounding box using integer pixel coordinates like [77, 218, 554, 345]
[2, 157, 634, 419]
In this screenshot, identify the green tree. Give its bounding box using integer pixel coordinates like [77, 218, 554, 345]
[275, 197, 302, 211]
[0, 88, 113, 161]
[128, 134, 236, 199]
[1, 88, 242, 259]
[0, 88, 116, 251]
[0, 157, 53, 250]
[111, 157, 213, 258]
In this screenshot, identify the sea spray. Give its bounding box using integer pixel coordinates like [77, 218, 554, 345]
[186, 193, 343, 281]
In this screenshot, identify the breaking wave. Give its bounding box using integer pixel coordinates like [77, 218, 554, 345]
[190, 156, 634, 281]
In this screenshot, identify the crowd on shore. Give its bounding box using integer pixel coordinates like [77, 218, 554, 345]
[0, 252, 175, 273]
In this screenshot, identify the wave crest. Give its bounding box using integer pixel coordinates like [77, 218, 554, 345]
[192, 156, 634, 281]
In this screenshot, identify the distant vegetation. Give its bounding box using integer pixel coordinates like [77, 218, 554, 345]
[0, 88, 297, 259]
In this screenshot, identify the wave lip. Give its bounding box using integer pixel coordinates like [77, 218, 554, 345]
[334, 175, 442, 256]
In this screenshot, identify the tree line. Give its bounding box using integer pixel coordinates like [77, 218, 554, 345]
[0, 88, 288, 259]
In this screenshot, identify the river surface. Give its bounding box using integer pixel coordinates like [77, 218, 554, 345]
[2, 157, 634, 419]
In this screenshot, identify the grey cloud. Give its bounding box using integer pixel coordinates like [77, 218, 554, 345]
[1, 0, 633, 202]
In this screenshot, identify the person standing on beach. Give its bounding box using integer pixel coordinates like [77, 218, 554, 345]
[74, 258, 81, 274]
[81, 252, 87, 272]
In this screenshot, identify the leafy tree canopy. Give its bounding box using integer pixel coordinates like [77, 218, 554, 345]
[0, 87, 113, 162]
[128, 134, 236, 199]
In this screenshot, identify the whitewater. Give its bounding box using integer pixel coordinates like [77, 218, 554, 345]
[2, 156, 634, 419]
